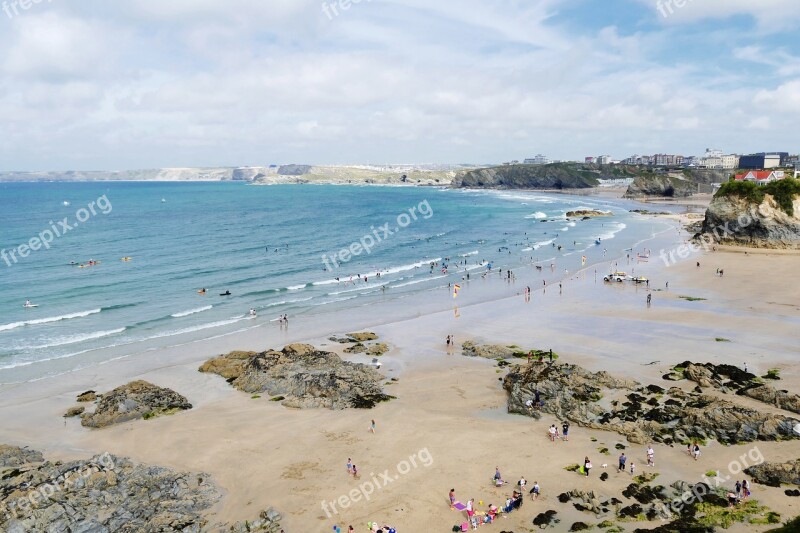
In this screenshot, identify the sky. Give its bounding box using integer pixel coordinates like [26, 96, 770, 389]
[0, 0, 798, 170]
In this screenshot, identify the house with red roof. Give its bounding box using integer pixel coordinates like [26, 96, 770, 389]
[734, 170, 785, 185]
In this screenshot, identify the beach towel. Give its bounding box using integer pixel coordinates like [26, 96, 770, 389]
[452, 501, 467, 511]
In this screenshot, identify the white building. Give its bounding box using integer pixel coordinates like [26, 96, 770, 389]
[596, 155, 612, 165]
[524, 154, 551, 165]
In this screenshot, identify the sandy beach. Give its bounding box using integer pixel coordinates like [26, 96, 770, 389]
[1, 211, 798, 532]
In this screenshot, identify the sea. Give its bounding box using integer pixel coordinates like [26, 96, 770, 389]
[0, 182, 675, 384]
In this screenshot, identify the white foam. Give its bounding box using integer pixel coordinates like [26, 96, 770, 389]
[20, 328, 127, 350]
[0, 309, 102, 332]
[171, 305, 212, 318]
[525, 212, 548, 220]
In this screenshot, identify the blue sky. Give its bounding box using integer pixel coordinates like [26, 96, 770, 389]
[0, 0, 798, 169]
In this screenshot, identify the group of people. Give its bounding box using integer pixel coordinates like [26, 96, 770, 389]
[547, 422, 570, 442]
[345, 458, 359, 479]
[727, 479, 752, 507]
[451, 471, 542, 530]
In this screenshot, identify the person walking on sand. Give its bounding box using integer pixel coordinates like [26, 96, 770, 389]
[630, 462, 636, 476]
[518, 476, 527, 494]
[352, 464, 359, 478]
[466, 498, 474, 521]
[548, 425, 557, 442]
[562, 421, 570, 441]
[618, 453, 627, 472]
[647, 445, 655, 467]
[742, 479, 750, 499]
[346, 458, 352, 475]
[531, 481, 540, 501]
[584, 457, 592, 477]
[449, 488, 456, 509]
[369, 419, 376, 434]
[693, 442, 701, 461]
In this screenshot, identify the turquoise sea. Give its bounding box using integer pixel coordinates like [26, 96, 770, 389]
[0, 182, 673, 383]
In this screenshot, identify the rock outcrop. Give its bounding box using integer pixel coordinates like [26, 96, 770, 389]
[701, 193, 800, 248]
[200, 344, 392, 409]
[226, 508, 284, 533]
[678, 362, 800, 415]
[277, 164, 312, 176]
[745, 460, 800, 487]
[462, 341, 518, 359]
[566, 210, 613, 218]
[80, 381, 192, 428]
[0, 445, 44, 467]
[624, 175, 696, 198]
[76, 390, 97, 402]
[453, 163, 605, 189]
[63, 406, 85, 418]
[0, 451, 220, 532]
[504, 362, 799, 445]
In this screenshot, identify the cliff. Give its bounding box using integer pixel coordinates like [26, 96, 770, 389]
[624, 174, 697, 198]
[701, 179, 800, 248]
[450, 162, 625, 189]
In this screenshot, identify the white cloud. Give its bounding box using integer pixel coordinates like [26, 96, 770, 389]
[0, 0, 796, 169]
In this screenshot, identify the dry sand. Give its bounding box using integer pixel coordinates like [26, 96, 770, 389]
[0, 214, 799, 532]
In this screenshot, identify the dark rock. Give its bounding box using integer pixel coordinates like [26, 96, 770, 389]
[63, 406, 85, 418]
[0, 452, 219, 532]
[745, 460, 800, 487]
[0, 445, 44, 467]
[533, 510, 559, 528]
[80, 381, 192, 428]
[504, 360, 799, 445]
[570, 522, 590, 532]
[201, 344, 391, 410]
[76, 390, 97, 402]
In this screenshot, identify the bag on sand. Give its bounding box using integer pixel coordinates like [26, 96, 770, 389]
[453, 526, 461, 532]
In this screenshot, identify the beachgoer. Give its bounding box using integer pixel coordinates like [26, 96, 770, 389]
[618, 453, 627, 472]
[562, 421, 570, 441]
[584, 457, 592, 477]
[735, 480, 742, 499]
[494, 467, 503, 483]
[548, 425, 557, 442]
[742, 479, 750, 499]
[449, 488, 456, 509]
[531, 481, 540, 500]
[346, 458, 352, 474]
[647, 293, 652, 305]
[534, 389, 541, 406]
[727, 491, 738, 508]
[647, 445, 655, 467]
[370, 419, 376, 434]
[352, 464, 358, 478]
[466, 498, 474, 520]
[518, 476, 527, 493]
[630, 462, 635, 475]
[693, 442, 701, 461]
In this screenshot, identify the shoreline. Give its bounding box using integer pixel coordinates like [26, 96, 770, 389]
[1, 196, 799, 531]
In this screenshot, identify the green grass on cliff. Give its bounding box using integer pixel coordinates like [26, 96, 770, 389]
[716, 177, 800, 216]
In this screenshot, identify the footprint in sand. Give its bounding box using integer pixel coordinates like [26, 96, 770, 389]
[281, 461, 322, 480]
[320, 430, 360, 445]
[451, 385, 466, 399]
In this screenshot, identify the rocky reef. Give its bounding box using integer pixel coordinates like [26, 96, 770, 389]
[0, 445, 287, 532]
[672, 362, 800, 415]
[200, 343, 392, 409]
[565, 209, 612, 218]
[503, 361, 799, 445]
[0, 450, 219, 532]
[624, 174, 696, 198]
[80, 380, 193, 428]
[700, 186, 800, 248]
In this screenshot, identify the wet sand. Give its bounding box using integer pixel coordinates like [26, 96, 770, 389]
[0, 214, 798, 531]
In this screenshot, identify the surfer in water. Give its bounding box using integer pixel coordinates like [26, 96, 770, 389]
[249, 308, 257, 317]
[198, 288, 207, 295]
[220, 290, 231, 296]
